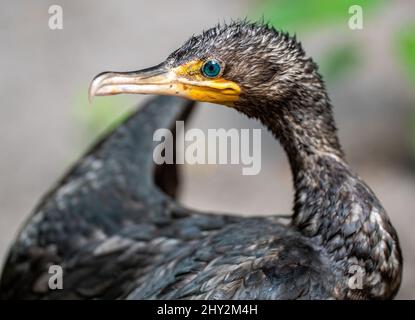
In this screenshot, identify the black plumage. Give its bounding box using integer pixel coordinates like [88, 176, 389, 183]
[0, 21, 402, 299]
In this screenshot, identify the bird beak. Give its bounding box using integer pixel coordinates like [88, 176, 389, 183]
[89, 61, 240, 105]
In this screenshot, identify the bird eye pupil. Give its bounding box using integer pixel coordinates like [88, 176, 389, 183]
[202, 60, 221, 78]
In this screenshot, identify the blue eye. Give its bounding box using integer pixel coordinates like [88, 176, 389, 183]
[201, 59, 222, 78]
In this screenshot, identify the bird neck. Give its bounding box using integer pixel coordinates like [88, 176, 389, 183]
[256, 92, 401, 297]
[258, 97, 351, 236]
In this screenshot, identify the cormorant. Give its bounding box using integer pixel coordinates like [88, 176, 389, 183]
[0, 21, 402, 299]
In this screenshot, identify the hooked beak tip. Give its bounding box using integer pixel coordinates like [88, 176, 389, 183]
[88, 71, 111, 103]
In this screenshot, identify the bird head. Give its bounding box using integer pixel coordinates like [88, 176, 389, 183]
[89, 21, 319, 116]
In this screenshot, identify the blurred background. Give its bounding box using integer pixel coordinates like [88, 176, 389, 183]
[0, 0, 414, 299]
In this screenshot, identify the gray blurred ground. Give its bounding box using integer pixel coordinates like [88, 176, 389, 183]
[0, 1, 414, 299]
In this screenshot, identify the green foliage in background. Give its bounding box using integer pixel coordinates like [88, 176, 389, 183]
[257, 0, 383, 32]
[253, 0, 384, 83]
[396, 26, 415, 86]
[396, 25, 415, 160]
[74, 90, 135, 138]
[319, 43, 360, 82]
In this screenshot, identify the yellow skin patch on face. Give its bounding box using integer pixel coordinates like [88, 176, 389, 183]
[172, 60, 241, 105]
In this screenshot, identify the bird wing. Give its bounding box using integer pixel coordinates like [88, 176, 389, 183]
[0, 96, 209, 298]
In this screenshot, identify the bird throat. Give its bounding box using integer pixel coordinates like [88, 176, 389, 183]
[258, 98, 352, 236]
